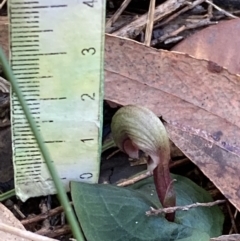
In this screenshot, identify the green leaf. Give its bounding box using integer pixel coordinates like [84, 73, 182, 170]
[71, 174, 224, 241]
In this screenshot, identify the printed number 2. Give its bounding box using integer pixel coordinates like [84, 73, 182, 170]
[83, 0, 95, 7]
[81, 93, 95, 101]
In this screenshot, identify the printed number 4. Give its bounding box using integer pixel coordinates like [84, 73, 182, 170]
[83, 0, 96, 7]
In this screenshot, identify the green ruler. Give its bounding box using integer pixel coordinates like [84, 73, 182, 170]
[8, 0, 105, 201]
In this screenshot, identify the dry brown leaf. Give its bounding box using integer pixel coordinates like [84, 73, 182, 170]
[172, 18, 240, 75]
[0, 202, 29, 241]
[211, 234, 240, 241]
[0, 16, 9, 59]
[105, 34, 240, 211]
[0, 203, 58, 240]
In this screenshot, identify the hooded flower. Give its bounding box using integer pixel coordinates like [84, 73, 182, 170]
[111, 105, 176, 221]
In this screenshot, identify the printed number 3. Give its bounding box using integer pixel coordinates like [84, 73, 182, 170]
[81, 47, 96, 55]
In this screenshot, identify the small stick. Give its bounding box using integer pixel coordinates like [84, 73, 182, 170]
[0, 223, 58, 241]
[0, 76, 10, 93]
[152, 18, 217, 45]
[106, 0, 133, 31]
[226, 202, 238, 234]
[13, 204, 26, 219]
[146, 199, 225, 216]
[144, 0, 156, 46]
[229, 209, 238, 234]
[21, 203, 73, 226]
[169, 158, 189, 169]
[205, 0, 238, 19]
[36, 225, 71, 239]
[211, 235, 240, 241]
[0, 0, 7, 10]
[207, 0, 213, 18]
[117, 158, 190, 187]
[117, 171, 152, 187]
[40, 198, 51, 229]
[154, 0, 205, 28]
[106, 149, 120, 160]
[164, 36, 183, 45]
[113, 0, 189, 38]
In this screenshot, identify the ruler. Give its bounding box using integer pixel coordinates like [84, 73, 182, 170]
[8, 0, 105, 201]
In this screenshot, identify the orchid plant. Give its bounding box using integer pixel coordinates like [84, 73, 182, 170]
[111, 105, 176, 221]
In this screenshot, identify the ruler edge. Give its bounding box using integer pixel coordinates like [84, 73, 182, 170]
[8, 0, 106, 200]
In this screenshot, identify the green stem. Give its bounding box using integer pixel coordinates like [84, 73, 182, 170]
[0, 189, 15, 201]
[0, 49, 85, 241]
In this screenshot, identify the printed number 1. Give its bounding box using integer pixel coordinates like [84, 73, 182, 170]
[83, 0, 96, 7]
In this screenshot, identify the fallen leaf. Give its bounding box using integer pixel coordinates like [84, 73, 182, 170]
[71, 174, 223, 241]
[0, 202, 29, 241]
[105, 34, 240, 211]
[0, 17, 9, 59]
[172, 19, 240, 75]
[211, 234, 240, 241]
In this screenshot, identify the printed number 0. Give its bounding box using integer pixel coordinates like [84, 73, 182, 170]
[80, 173, 93, 179]
[81, 47, 96, 55]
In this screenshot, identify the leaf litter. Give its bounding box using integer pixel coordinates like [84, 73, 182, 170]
[1, 0, 240, 240]
[105, 33, 240, 213]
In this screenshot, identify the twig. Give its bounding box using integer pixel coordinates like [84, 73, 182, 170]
[13, 204, 26, 219]
[152, 18, 217, 46]
[117, 171, 152, 187]
[211, 235, 240, 241]
[205, 0, 238, 19]
[0, 0, 7, 9]
[106, 149, 120, 159]
[0, 223, 58, 241]
[164, 36, 183, 45]
[229, 209, 238, 234]
[117, 158, 190, 187]
[207, 0, 213, 18]
[154, 0, 205, 28]
[106, 0, 132, 31]
[40, 198, 51, 229]
[0, 76, 10, 93]
[22, 203, 73, 226]
[232, 10, 240, 16]
[146, 199, 225, 216]
[113, 0, 189, 38]
[226, 202, 238, 234]
[169, 158, 189, 169]
[36, 225, 71, 239]
[144, 0, 156, 46]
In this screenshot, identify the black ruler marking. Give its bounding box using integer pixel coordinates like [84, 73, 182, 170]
[11, 2, 40, 5]
[10, 0, 74, 192]
[11, 4, 68, 9]
[16, 76, 52, 79]
[11, 16, 39, 19]
[11, 11, 40, 14]
[12, 52, 67, 56]
[12, 26, 40, 29]
[12, 67, 40, 71]
[12, 29, 53, 34]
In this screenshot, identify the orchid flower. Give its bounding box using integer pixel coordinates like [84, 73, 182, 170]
[111, 105, 176, 221]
